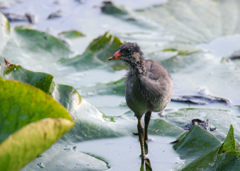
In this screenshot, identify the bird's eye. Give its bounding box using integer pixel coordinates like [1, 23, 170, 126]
[120, 48, 131, 54]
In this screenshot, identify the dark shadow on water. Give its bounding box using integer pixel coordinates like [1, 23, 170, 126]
[140, 158, 152, 171]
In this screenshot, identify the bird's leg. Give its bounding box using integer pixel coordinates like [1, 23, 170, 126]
[138, 119, 145, 160]
[132, 111, 151, 137]
[144, 111, 151, 141]
[144, 111, 151, 155]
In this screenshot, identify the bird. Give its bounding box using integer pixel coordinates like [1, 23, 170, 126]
[108, 42, 173, 161]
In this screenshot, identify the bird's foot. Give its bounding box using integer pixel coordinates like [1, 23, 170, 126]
[132, 132, 139, 136]
[133, 132, 152, 141]
[139, 154, 146, 161]
[144, 140, 148, 155]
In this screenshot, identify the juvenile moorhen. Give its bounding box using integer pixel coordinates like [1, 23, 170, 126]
[108, 42, 173, 160]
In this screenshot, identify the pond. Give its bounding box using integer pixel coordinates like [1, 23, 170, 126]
[0, 0, 240, 170]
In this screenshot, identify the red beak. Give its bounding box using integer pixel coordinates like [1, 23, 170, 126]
[108, 50, 121, 60]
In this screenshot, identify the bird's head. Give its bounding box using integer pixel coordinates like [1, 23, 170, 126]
[108, 42, 144, 66]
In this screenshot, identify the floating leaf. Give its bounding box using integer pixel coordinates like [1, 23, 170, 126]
[173, 126, 221, 164]
[0, 118, 74, 171]
[101, 1, 128, 16]
[4, 63, 54, 94]
[101, 1, 156, 29]
[182, 146, 220, 171]
[14, 27, 71, 58]
[51, 83, 83, 114]
[149, 119, 184, 137]
[58, 30, 85, 39]
[60, 32, 125, 70]
[212, 152, 240, 170]
[1, 25, 72, 69]
[0, 79, 74, 170]
[2, 58, 83, 113]
[166, 108, 240, 141]
[0, 79, 73, 143]
[182, 125, 240, 170]
[218, 125, 236, 154]
[80, 78, 125, 97]
[22, 145, 109, 171]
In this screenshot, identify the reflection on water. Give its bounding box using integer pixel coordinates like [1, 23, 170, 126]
[140, 158, 152, 171]
[75, 135, 184, 171]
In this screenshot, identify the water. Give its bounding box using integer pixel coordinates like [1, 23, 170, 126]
[75, 135, 183, 171]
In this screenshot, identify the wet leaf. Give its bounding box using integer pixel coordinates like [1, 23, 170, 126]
[80, 78, 125, 97]
[166, 108, 240, 141]
[2, 58, 83, 113]
[218, 125, 236, 154]
[101, 1, 128, 16]
[173, 126, 221, 164]
[212, 152, 240, 170]
[101, 1, 157, 29]
[58, 30, 85, 39]
[22, 145, 109, 171]
[182, 146, 220, 171]
[1, 25, 72, 70]
[51, 83, 83, 114]
[149, 119, 184, 137]
[1, 58, 121, 143]
[14, 27, 71, 58]
[133, 1, 240, 105]
[0, 79, 74, 170]
[0, 118, 74, 171]
[4, 64, 54, 94]
[60, 32, 125, 70]
[181, 125, 240, 171]
[61, 98, 124, 143]
[0, 79, 73, 143]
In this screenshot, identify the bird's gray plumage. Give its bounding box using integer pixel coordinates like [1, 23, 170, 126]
[108, 42, 173, 161]
[126, 59, 173, 119]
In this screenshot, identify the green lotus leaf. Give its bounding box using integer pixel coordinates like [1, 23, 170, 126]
[149, 119, 184, 137]
[218, 125, 236, 154]
[101, 1, 156, 29]
[80, 78, 125, 97]
[173, 125, 221, 164]
[4, 64, 54, 94]
[166, 108, 239, 142]
[51, 83, 83, 114]
[2, 59, 83, 113]
[60, 32, 126, 70]
[181, 125, 240, 170]
[0, 118, 74, 171]
[22, 146, 109, 171]
[212, 152, 240, 170]
[15, 26, 71, 56]
[1, 26, 72, 65]
[0, 79, 74, 170]
[182, 146, 220, 171]
[58, 30, 85, 39]
[101, 1, 128, 16]
[0, 79, 73, 143]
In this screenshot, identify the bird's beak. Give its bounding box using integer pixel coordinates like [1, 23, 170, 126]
[108, 50, 121, 60]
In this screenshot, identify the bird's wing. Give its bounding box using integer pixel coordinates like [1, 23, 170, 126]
[145, 59, 169, 81]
